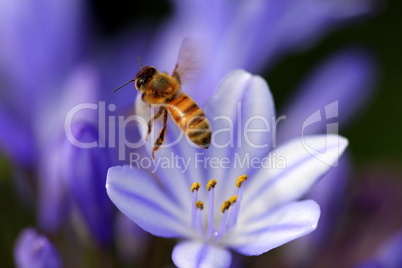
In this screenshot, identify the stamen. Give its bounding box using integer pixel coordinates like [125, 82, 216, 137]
[228, 195, 238, 204]
[190, 183, 201, 192]
[190, 183, 200, 228]
[196, 201, 204, 210]
[221, 201, 231, 213]
[232, 175, 247, 226]
[207, 180, 217, 235]
[206, 180, 217, 191]
[188, 176, 248, 241]
[217, 201, 231, 238]
[195, 201, 204, 236]
[236, 175, 248, 188]
[227, 195, 238, 229]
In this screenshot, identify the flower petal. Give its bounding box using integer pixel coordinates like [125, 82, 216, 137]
[202, 69, 274, 202]
[356, 231, 402, 268]
[133, 69, 275, 207]
[37, 135, 69, 233]
[36, 64, 99, 147]
[114, 212, 151, 263]
[302, 153, 350, 241]
[0, 103, 35, 165]
[375, 231, 402, 268]
[172, 241, 232, 268]
[14, 228, 61, 268]
[106, 166, 191, 238]
[61, 122, 113, 246]
[166, 0, 377, 110]
[0, 0, 85, 103]
[230, 200, 320, 256]
[282, 153, 351, 266]
[134, 93, 205, 208]
[242, 134, 348, 220]
[278, 49, 377, 142]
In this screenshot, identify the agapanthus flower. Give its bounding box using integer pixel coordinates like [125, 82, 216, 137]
[0, 0, 375, 265]
[357, 231, 402, 268]
[0, 0, 85, 166]
[0, 0, 116, 247]
[106, 69, 348, 267]
[33, 66, 116, 247]
[99, 0, 376, 107]
[14, 228, 61, 268]
[287, 167, 402, 268]
[277, 49, 377, 266]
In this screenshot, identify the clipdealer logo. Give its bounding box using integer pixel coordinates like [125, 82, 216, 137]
[63, 100, 342, 167]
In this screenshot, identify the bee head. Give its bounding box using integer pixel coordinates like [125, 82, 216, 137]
[112, 63, 157, 93]
[135, 66, 157, 91]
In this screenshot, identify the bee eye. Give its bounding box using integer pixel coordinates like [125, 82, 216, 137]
[136, 78, 144, 89]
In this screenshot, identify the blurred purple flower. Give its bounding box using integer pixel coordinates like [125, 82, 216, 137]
[357, 231, 402, 268]
[278, 49, 377, 142]
[97, 0, 376, 107]
[0, 0, 114, 246]
[290, 167, 402, 268]
[114, 212, 151, 264]
[278, 48, 377, 266]
[0, 0, 85, 166]
[106, 70, 348, 267]
[61, 121, 113, 245]
[14, 228, 61, 268]
[33, 66, 114, 246]
[147, 0, 376, 106]
[356, 231, 402, 268]
[0, 0, 377, 263]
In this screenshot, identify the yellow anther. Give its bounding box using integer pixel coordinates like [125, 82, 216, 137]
[206, 180, 217, 191]
[236, 175, 248, 188]
[229, 195, 238, 204]
[196, 201, 204, 210]
[190, 183, 201, 192]
[221, 201, 231, 213]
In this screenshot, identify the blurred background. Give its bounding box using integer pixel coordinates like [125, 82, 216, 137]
[1, 0, 402, 267]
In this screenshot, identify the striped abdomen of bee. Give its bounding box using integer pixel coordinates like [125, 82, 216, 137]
[167, 93, 211, 149]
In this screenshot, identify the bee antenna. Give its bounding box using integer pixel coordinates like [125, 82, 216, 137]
[113, 79, 135, 93]
[137, 56, 143, 68]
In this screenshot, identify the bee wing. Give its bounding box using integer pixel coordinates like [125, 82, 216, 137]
[172, 38, 205, 83]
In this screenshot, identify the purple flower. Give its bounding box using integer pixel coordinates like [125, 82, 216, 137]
[60, 121, 113, 245]
[278, 49, 378, 142]
[14, 228, 61, 268]
[0, 0, 376, 263]
[278, 48, 377, 266]
[33, 66, 114, 246]
[357, 231, 402, 268]
[288, 167, 402, 268]
[0, 0, 85, 166]
[98, 0, 376, 107]
[114, 212, 151, 264]
[106, 70, 348, 267]
[0, 0, 114, 245]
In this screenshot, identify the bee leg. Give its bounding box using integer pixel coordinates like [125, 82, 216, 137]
[152, 109, 168, 159]
[146, 106, 165, 141]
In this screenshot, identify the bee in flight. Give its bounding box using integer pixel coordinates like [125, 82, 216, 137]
[113, 40, 211, 159]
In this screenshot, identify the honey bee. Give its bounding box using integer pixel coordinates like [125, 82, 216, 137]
[113, 41, 211, 158]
